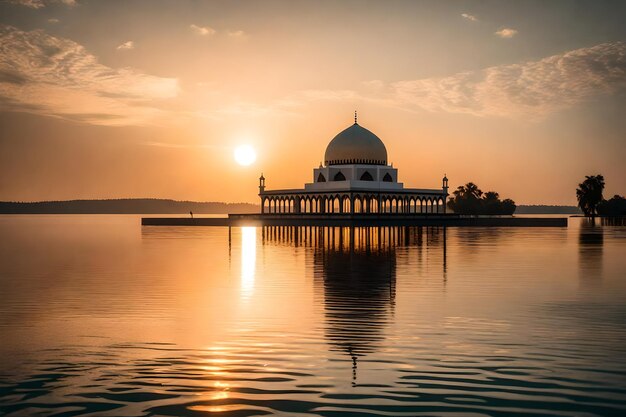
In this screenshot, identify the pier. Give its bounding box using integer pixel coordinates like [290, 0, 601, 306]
[141, 214, 567, 227]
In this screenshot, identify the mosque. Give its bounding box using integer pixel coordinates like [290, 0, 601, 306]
[258, 113, 449, 215]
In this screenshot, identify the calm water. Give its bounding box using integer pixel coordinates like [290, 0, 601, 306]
[1, 215, 625, 416]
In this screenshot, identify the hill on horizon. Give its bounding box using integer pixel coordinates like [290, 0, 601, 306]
[0, 199, 259, 214]
[514, 205, 582, 214]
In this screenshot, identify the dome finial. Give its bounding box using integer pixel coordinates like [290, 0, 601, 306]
[354, 110, 357, 124]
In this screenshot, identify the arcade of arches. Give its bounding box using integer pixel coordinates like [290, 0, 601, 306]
[261, 193, 446, 214]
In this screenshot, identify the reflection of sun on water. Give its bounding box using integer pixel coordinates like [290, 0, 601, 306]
[241, 227, 256, 300]
[193, 357, 236, 412]
[194, 236, 257, 413]
[188, 382, 232, 412]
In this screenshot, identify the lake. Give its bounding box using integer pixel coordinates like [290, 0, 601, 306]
[1, 215, 625, 416]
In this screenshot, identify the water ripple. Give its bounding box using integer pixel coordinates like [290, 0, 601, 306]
[2, 219, 626, 415]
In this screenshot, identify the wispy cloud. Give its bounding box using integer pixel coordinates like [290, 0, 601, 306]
[461, 13, 478, 22]
[190, 24, 216, 36]
[285, 42, 626, 120]
[0, 25, 178, 126]
[389, 42, 626, 118]
[47, 18, 59, 23]
[7, 0, 45, 7]
[495, 28, 518, 39]
[227, 30, 247, 40]
[7, 0, 76, 8]
[116, 40, 134, 50]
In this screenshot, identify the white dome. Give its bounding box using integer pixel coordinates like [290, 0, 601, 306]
[324, 123, 388, 166]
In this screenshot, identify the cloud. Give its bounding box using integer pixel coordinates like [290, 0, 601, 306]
[7, 0, 76, 8]
[48, 18, 59, 23]
[277, 42, 626, 121]
[495, 28, 518, 39]
[0, 69, 28, 85]
[116, 40, 134, 50]
[461, 13, 478, 22]
[389, 42, 626, 118]
[190, 24, 216, 36]
[227, 30, 247, 40]
[0, 25, 178, 126]
[6, 0, 45, 8]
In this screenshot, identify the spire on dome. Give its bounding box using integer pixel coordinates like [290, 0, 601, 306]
[354, 110, 357, 124]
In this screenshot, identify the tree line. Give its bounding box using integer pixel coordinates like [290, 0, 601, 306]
[576, 175, 626, 217]
[446, 175, 624, 217]
[447, 182, 516, 215]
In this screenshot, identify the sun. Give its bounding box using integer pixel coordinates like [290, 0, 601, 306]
[234, 145, 257, 166]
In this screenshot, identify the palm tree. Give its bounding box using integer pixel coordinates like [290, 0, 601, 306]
[483, 191, 500, 202]
[576, 175, 605, 216]
[482, 191, 501, 214]
[447, 182, 516, 215]
[464, 182, 483, 199]
[449, 182, 483, 214]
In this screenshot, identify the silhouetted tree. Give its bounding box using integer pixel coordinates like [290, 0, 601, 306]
[464, 182, 483, 199]
[447, 183, 516, 215]
[597, 195, 626, 216]
[500, 199, 517, 215]
[576, 175, 605, 216]
[448, 183, 483, 214]
[483, 191, 501, 214]
[483, 191, 499, 200]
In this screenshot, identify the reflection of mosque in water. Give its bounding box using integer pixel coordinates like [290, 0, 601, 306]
[261, 226, 447, 382]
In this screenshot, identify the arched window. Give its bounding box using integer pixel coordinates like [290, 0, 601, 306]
[383, 173, 393, 182]
[317, 173, 326, 182]
[333, 171, 346, 181]
[360, 171, 373, 181]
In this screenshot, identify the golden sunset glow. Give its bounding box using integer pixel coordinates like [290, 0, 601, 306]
[240, 227, 256, 300]
[2, 3, 625, 415]
[0, 1, 624, 205]
[234, 145, 257, 167]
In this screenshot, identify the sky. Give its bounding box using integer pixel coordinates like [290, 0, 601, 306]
[0, 0, 625, 204]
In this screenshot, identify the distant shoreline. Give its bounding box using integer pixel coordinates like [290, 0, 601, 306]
[0, 199, 581, 215]
[514, 205, 582, 215]
[0, 199, 259, 214]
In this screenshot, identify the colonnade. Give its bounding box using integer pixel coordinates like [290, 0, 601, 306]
[260, 193, 446, 214]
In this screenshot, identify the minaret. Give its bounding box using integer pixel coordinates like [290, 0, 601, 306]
[259, 173, 265, 193]
[442, 174, 449, 214]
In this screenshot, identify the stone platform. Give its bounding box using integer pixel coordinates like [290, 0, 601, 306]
[141, 214, 567, 227]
